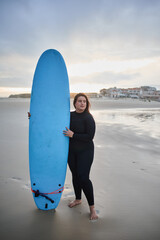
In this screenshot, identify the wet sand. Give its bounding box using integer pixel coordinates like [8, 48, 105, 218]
[0, 98, 160, 240]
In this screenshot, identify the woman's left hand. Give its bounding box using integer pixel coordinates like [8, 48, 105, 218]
[63, 127, 74, 138]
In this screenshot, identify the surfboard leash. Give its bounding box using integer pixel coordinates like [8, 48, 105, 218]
[31, 186, 64, 203]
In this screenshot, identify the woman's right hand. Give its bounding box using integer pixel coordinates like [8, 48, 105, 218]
[63, 127, 74, 138]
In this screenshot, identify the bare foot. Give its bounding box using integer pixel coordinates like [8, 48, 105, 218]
[90, 205, 98, 220]
[68, 199, 82, 208]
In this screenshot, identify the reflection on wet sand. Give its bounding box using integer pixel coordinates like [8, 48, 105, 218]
[134, 113, 155, 121]
[92, 108, 160, 139]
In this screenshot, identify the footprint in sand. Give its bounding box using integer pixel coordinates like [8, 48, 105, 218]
[10, 177, 22, 181]
[9, 177, 30, 190]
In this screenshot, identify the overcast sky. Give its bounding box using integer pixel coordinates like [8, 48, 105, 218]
[0, 0, 160, 96]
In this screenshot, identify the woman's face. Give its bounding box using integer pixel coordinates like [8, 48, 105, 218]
[75, 96, 87, 113]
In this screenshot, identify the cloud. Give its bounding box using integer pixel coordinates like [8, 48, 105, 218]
[68, 58, 156, 77]
[0, 0, 160, 95]
[0, 54, 35, 88]
[69, 57, 160, 90]
[70, 71, 140, 85]
[1, 0, 160, 59]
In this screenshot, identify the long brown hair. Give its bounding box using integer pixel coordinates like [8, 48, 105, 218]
[73, 93, 91, 113]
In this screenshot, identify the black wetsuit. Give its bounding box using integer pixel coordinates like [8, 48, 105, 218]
[68, 110, 95, 206]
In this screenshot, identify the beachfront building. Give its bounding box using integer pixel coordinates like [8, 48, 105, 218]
[139, 86, 160, 100]
[155, 90, 160, 98]
[99, 88, 107, 97]
[100, 87, 140, 98]
[140, 86, 156, 97]
[99, 86, 160, 100]
[120, 88, 129, 97]
[127, 88, 140, 98]
[110, 88, 121, 98]
[100, 87, 125, 98]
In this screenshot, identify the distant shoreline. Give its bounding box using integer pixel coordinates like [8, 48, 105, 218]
[8, 93, 31, 98]
[8, 93, 160, 103]
[8, 93, 98, 99]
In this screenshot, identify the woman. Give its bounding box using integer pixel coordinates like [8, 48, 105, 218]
[63, 93, 98, 220]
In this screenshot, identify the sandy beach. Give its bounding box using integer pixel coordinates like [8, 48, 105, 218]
[0, 98, 160, 240]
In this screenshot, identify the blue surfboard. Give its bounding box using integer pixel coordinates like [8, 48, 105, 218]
[29, 49, 70, 210]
